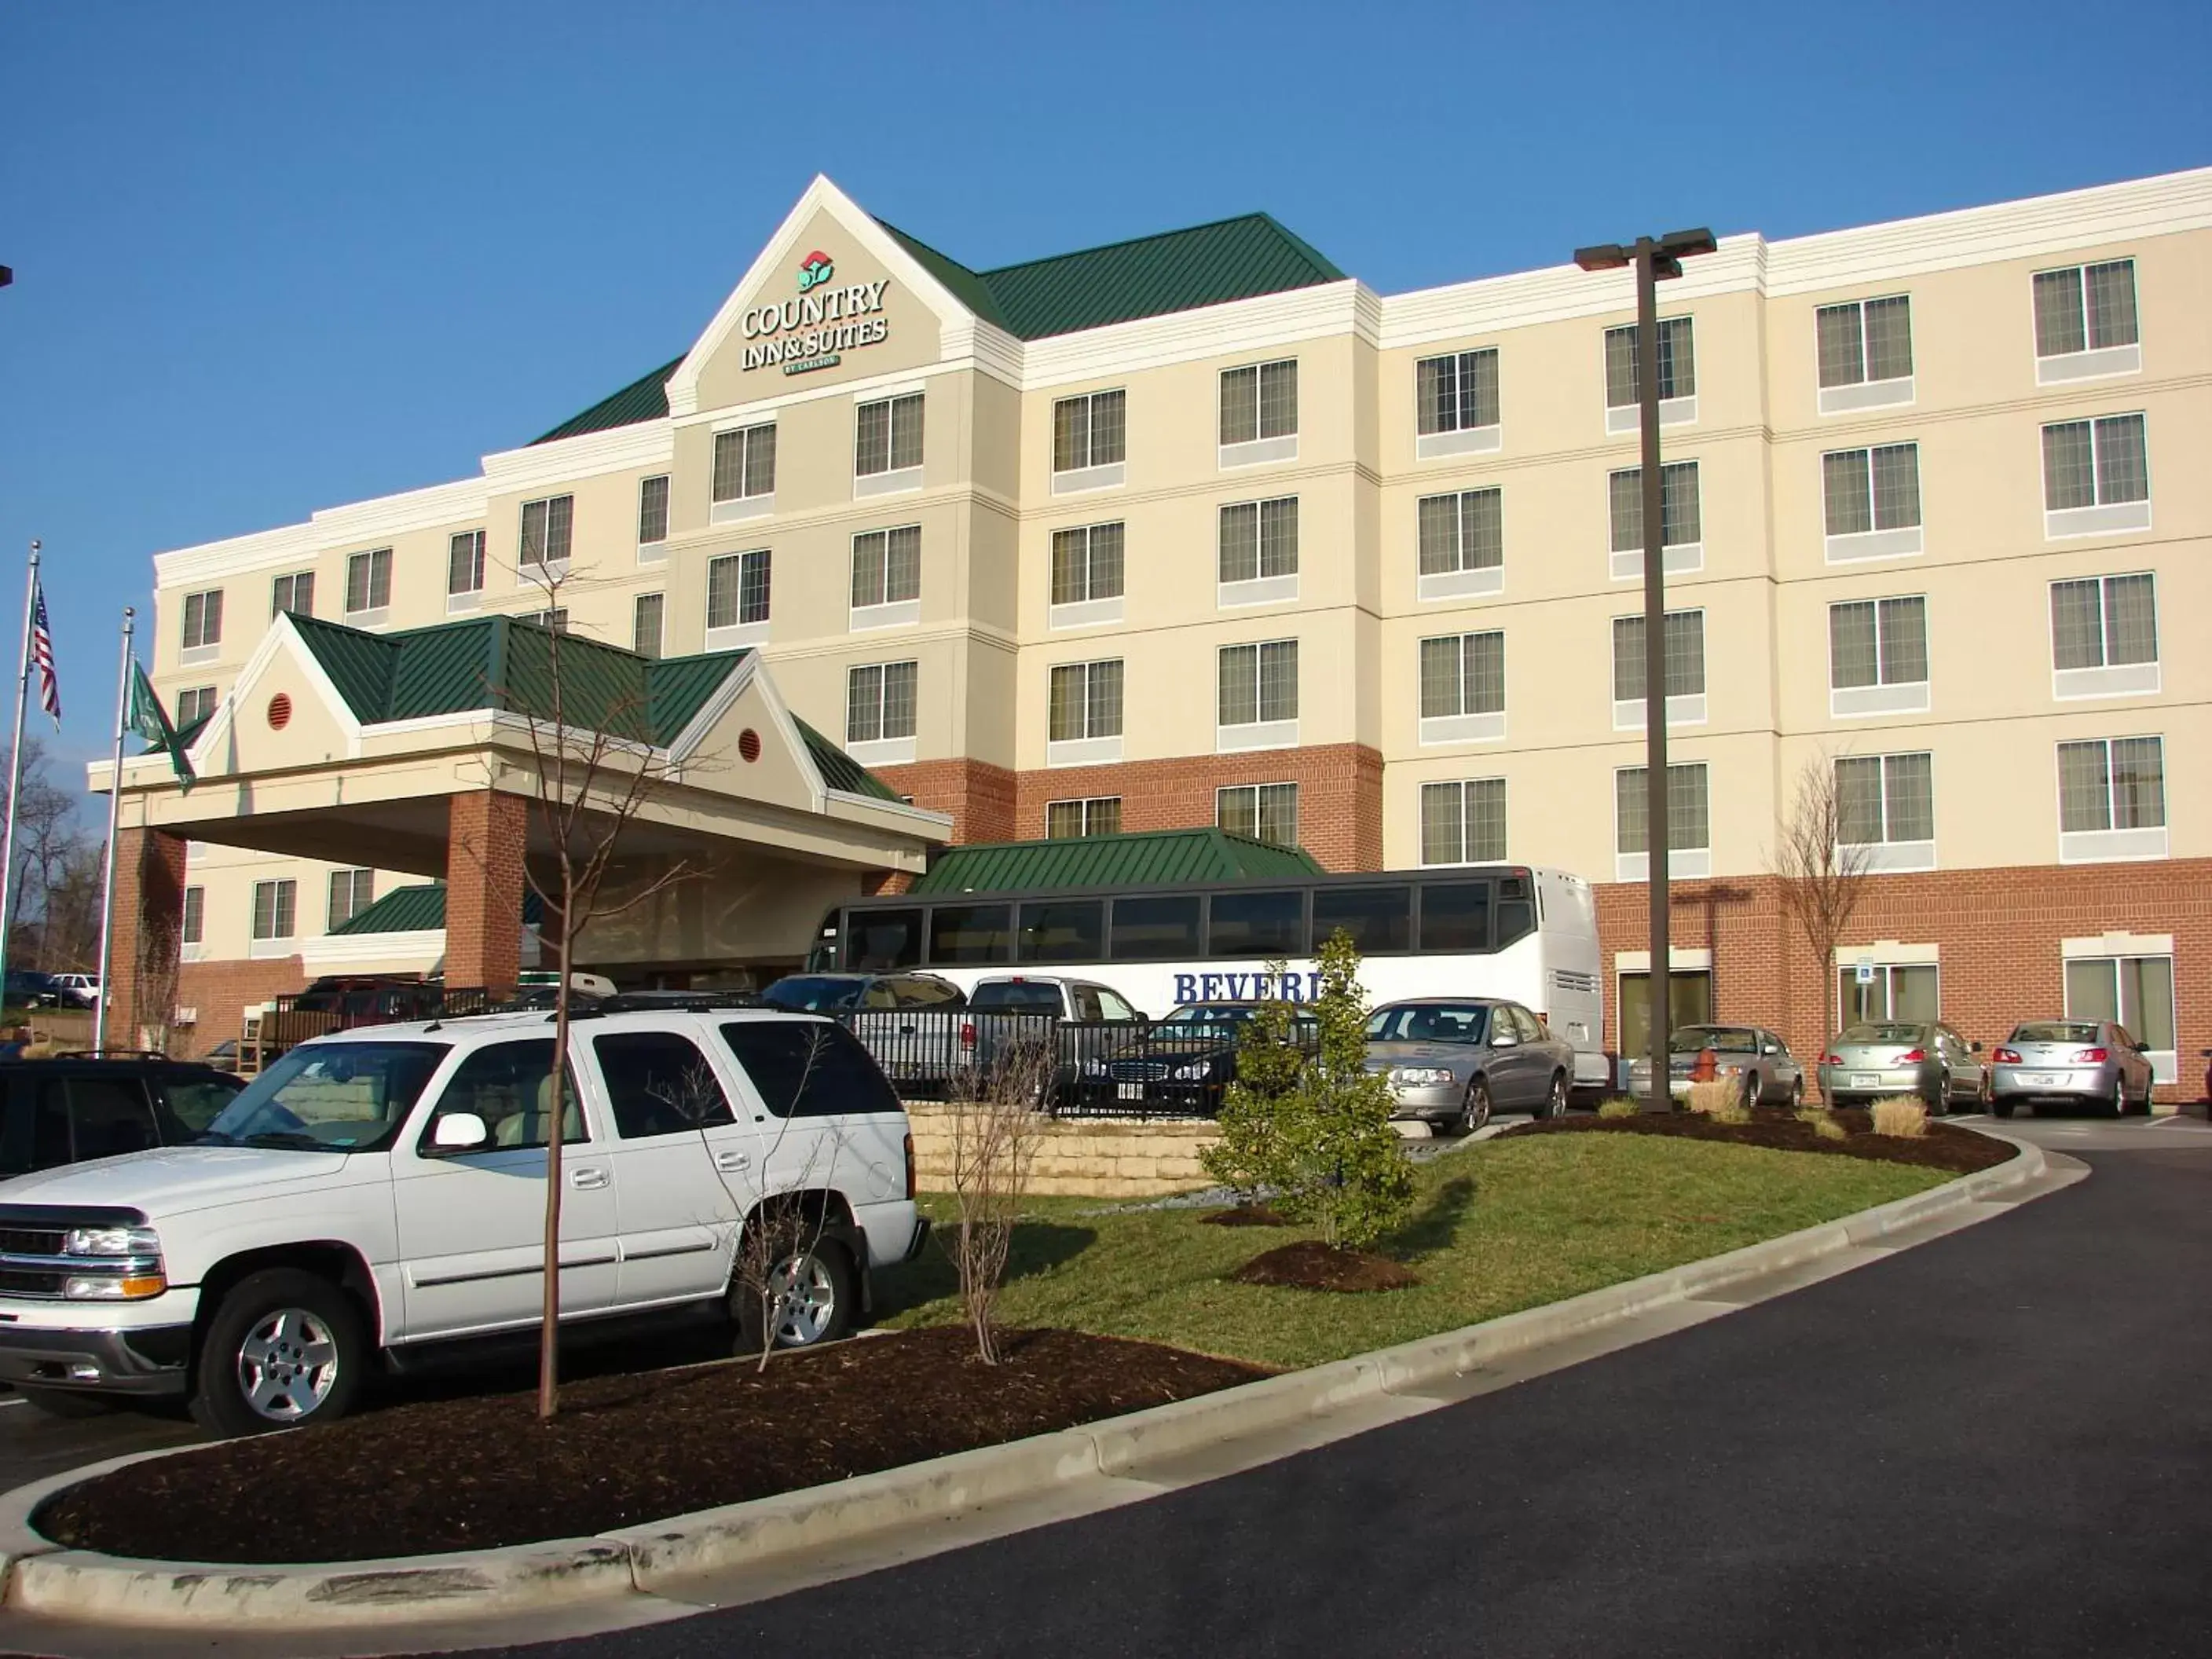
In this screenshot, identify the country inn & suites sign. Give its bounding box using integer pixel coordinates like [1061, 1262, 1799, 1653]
[739, 251, 892, 375]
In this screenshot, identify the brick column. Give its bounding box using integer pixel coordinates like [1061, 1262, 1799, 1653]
[108, 827, 188, 1049]
[447, 790, 529, 996]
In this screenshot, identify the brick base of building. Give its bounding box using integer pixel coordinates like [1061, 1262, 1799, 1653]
[177, 957, 312, 1053]
[1595, 860, 2212, 1106]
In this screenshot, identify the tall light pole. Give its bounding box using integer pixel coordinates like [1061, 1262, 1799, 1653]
[1573, 228, 1716, 1109]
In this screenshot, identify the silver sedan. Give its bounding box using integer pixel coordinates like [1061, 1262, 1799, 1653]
[1363, 998, 1576, 1133]
[1627, 1025, 1806, 1108]
[1989, 1020, 2155, 1119]
[1818, 1021, 1989, 1113]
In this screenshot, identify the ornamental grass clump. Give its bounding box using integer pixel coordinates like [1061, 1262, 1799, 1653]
[1685, 1079, 1751, 1122]
[1871, 1097, 1930, 1139]
[1597, 1097, 1640, 1121]
[1812, 1112, 1850, 1142]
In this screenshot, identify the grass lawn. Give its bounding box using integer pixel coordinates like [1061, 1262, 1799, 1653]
[873, 1133, 1949, 1371]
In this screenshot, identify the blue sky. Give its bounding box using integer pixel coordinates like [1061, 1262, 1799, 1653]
[1, 0, 2204, 771]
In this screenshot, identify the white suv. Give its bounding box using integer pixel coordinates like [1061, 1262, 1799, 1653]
[0, 1005, 925, 1435]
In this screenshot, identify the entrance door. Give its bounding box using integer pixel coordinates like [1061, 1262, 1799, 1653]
[2066, 954, 2177, 1085]
[392, 1038, 621, 1340]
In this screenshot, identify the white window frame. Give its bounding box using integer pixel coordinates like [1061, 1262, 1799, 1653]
[344, 548, 392, 627]
[174, 686, 218, 730]
[446, 529, 486, 613]
[1216, 639, 1298, 753]
[632, 592, 665, 660]
[1045, 797, 1122, 838]
[326, 868, 375, 932]
[1613, 762, 1712, 882]
[2056, 735, 2167, 864]
[180, 884, 206, 961]
[1610, 609, 1708, 731]
[1602, 317, 1697, 436]
[712, 423, 778, 522]
[1415, 347, 1503, 460]
[2033, 258, 2141, 386]
[521, 608, 569, 633]
[637, 474, 671, 555]
[1814, 295, 1915, 414]
[1418, 631, 1507, 745]
[1419, 778, 1507, 866]
[1050, 388, 1126, 495]
[180, 588, 224, 665]
[849, 525, 922, 632]
[1046, 659, 1125, 767]
[2061, 940, 2177, 1084]
[1218, 358, 1298, 469]
[1834, 947, 1943, 1029]
[1835, 752, 1938, 873]
[518, 495, 573, 578]
[270, 570, 315, 621]
[705, 548, 772, 650]
[845, 660, 918, 766]
[1049, 522, 1126, 630]
[1217, 496, 1299, 609]
[2042, 412, 2152, 540]
[1608, 460, 1703, 580]
[1828, 595, 1931, 718]
[2049, 573, 2159, 701]
[1415, 487, 1504, 601]
[249, 878, 298, 956]
[1822, 443, 1924, 562]
[1216, 782, 1298, 848]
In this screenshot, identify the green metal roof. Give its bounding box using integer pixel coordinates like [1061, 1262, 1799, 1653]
[536, 210, 1344, 440]
[796, 717, 903, 802]
[329, 883, 544, 936]
[909, 828, 1323, 896]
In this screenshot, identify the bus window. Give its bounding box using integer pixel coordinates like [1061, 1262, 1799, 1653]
[1209, 890, 1305, 958]
[928, 903, 1013, 965]
[1496, 877, 1535, 949]
[1419, 882, 1490, 952]
[1110, 894, 1201, 960]
[1312, 885, 1411, 954]
[1019, 899, 1104, 963]
[843, 906, 922, 971]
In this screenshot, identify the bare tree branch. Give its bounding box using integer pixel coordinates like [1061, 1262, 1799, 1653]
[1773, 756, 1877, 1079]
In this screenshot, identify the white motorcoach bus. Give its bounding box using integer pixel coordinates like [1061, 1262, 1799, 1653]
[804, 865, 1608, 1092]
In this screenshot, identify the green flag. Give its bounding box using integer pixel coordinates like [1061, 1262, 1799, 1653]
[126, 661, 194, 791]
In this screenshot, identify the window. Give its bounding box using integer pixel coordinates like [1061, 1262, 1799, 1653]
[592, 1031, 731, 1140]
[1218, 497, 1298, 599]
[1046, 797, 1122, 838]
[1415, 348, 1501, 456]
[1815, 295, 1914, 411]
[1047, 659, 1123, 756]
[1217, 640, 1298, 747]
[1219, 359, 1298, 460]
[847, 661, 918, 749]
[1421, 778, 1507, 865]
[425, 1039, 584, 1150]
[851, 526, 921, 621]
[1611, 610, 1706, 728]
[1839, 963, 1939, 1028]
[855, 393, 925, 484]
[1208, 889, 1305, 958]
[181, 589, 223, 655]
[1049, 522, 1125, 621]
[270, 571, 315, 619]
[1619, 970, 1715, 1063]
[712, 423, 778, 515]
[345, 548, 392, 618]
[2065, 952, 2176, 1075]
[1829, 596, 1929, 716]
[519, 496, 573, 569]
[1217, 782, 1298, 848]
[1822, 444, 1923, 558]
[447, 530, 486, 602]
[2033, 260, 2140, 382]
[1837, 753, 1936, 870]
[1051, 389, 1125, 483]
[251, 878, 297, 943]
[522, 608, 569, 633]
[928, 904, 1013, 965]
[2057, 736, 2166, 861]
[2042, 413, 2150, 537]
[2050, 573, 2157, 698]
[1419, 631, 1506, 742]
[1109, 894, 1202, 960]
[181, 884, 205, 947]
[706, 549, 771, 636]
[1614, 764, 1711, 880]
[1608, 461, 1701, 577]
[1416, 489, 1503, 599]
[632, 593, 664, 660]
[1313, 885, 1412, 954]
[174, 686, 217, 728]
[327, 868, 375, 930]
[1602, 317, 1696, 431]
[637, 474, 670, 548]
[718, 1021, 900, 1119]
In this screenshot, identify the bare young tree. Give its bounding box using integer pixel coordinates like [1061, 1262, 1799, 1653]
[1774, 756, 1876, 1064]
[943, 1045, 1051, 1365]
[130, 916, 181, 1057]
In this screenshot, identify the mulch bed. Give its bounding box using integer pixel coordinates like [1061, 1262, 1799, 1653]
[1229, 1241, 1422, 1293]
[1201, 1203, 1293, 1228]
[33, 1327, 1267, 1564]
[1498, 1107, 2016, 1174]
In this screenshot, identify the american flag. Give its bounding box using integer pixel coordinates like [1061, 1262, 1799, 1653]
[30, 580, 59, 727]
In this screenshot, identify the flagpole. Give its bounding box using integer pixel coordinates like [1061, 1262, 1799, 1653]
[93, 609, 135, 1057]
[0, 543, 41, 1004]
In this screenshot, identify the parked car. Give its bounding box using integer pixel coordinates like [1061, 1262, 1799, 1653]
[0, 1006, 925, 1432]
[1364, 998, 1576, 1133]
[0, 1055, 244, 1176]
[289, 976, 446, 1026]
[1989, 1020, 2155, 1118]
[1818, 1021, 1989, 1112]
[965, 976, 1146, 1103]
[1628, 1024, 1806, 1109]
[199, 1039, 241, 1072]
[1076, 1003, 1317, 1115]
[49, 974, 102, 1009]
[2, 970, 62, 1010]
[760, 972, 969, 1092]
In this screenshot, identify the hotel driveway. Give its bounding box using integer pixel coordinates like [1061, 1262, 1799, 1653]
[485, 1119, 2212, 1659]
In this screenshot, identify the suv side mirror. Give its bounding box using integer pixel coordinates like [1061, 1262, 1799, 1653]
[429, 1111, 490, 1152]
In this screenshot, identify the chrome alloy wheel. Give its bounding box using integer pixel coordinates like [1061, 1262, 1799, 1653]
[768, 1252, 839, 1346]
[236, 1306, 341, 1423]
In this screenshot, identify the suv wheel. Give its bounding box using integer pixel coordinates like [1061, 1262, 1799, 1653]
[190, 1268, 365, 1437]
[736, 1236, 856, 1353]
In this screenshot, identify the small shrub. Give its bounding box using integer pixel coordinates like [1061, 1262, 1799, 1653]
[1597, 1097, 1640, 1121]
[1812, 1113, 1849, 1142]
[1870, 1097, 1930, 1139]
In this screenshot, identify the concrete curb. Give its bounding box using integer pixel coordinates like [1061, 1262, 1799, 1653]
[0, 1133, 2048, 1629]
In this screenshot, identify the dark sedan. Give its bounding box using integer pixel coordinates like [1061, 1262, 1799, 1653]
[1075, 1004, 1317, 1114]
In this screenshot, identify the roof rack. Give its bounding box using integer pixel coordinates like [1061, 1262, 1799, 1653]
[45, 1049, 172, 1062]
[566, 991, 766, 1020]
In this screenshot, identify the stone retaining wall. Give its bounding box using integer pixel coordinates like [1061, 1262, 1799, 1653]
[903, 1103, 1221, 1197]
